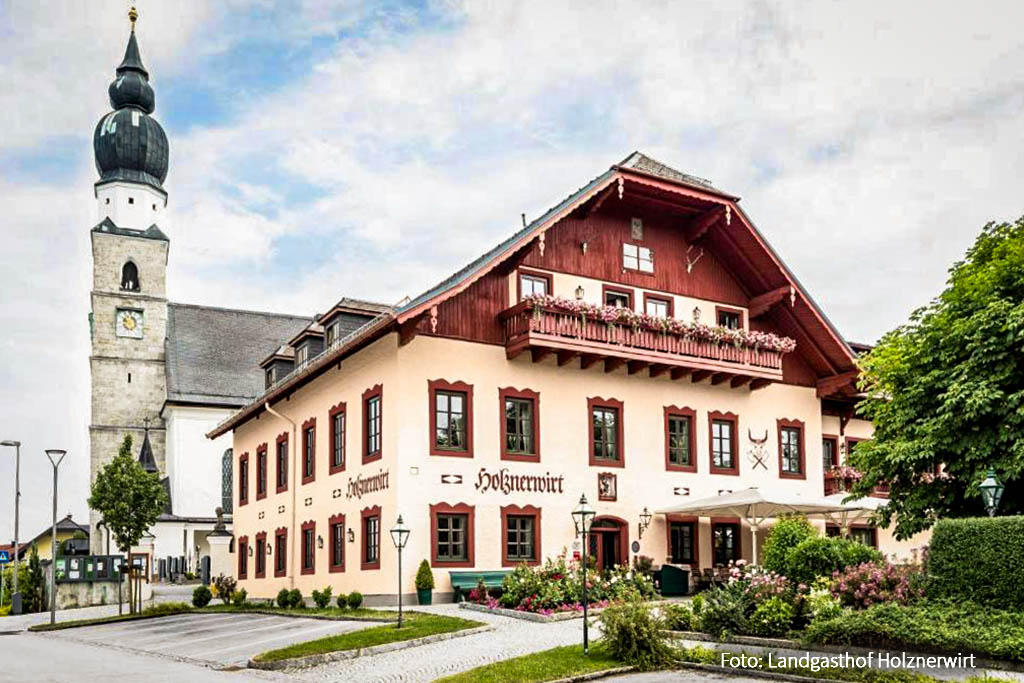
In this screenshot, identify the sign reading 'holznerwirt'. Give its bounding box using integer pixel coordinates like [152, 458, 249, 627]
[346, 469, 389, 500]
[475, 467, 565, 495]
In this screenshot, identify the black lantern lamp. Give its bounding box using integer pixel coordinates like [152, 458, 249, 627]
[571, 494, 596, 655]
[389, 515, 410, 629]
[980, 469, 1005, 517]
[638, 507, 652, 540]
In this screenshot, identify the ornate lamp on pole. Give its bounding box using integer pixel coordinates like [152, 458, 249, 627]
[979, 469, 1005, 517]
[571, 494, 596, 655]
[1, 440, 22, 615]
[44, 449, 67, 625]
[637, 507, 652, 540]
[389, 515, 410, 629]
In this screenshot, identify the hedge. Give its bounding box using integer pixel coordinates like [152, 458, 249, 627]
[927, 516, 1024, 610]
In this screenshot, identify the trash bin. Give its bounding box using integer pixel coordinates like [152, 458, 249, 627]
[660, 564, 690, 596]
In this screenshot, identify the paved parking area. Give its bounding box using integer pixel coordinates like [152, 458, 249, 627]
[42, 612, 371, 668]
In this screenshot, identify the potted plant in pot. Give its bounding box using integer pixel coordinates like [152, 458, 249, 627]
[415, 559, 434, 605]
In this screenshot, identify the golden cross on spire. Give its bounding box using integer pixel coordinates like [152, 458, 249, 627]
[129, 6, 138, 30]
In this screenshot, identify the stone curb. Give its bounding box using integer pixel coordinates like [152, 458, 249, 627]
[676, 661, 847, 683]
[667, 631, 1024, 673]
[247, 624, 495, 670]
[547, 665, 636, 682]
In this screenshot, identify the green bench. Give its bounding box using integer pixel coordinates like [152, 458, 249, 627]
[449, 570, 511, 602]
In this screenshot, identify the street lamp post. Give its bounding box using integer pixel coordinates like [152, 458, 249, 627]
[979, 469, 1005, 517]
[389, 515, 410, 629]
[571, 494, 596, 655]
[44, 449, 66, 625]
[1, 440, 21, 615]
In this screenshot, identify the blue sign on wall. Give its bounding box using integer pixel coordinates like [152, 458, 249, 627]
[0, 550, 10, 564]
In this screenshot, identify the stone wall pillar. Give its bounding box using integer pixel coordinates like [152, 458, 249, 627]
[206, 531, 233, 584]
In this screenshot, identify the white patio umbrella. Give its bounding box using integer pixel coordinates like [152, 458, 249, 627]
[656, 487, 877, 562]
[819, 492, 888, 532]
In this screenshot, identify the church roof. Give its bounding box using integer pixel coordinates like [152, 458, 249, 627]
[165, 303, 311, 407]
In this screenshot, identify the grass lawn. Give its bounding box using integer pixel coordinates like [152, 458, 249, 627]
[253, 612, 483, 663]
[434, 643, 623, 683]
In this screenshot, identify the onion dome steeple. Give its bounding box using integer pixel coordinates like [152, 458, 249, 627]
[93, 7, 169, 193]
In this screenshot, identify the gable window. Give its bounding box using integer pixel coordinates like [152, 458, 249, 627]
[255, 533, 266, 578]
[301, 419, 316, 484]
[603, 286, 633, 309]
[238, 452, 249, 506]
[362, 506, 381, 570]
[716, 306, 744, 330]
[501, 505, 541, 566]
[822, 435, 838, 469]
[329, 403, 346, 474]
[430, 503, 475, 567]
[623, 243, 654, 273]
[644, 294, 672, 318]
[237, 536, 248, 579]
[588, 397, 624, 467]
[301, 521, 315, 575]
[275, 433, 288, 493]
[329, 514, 345, 572]
[363, 386, 383, 463]
[295, 344, 309, 366]
[668, 520, 696, 565]
[274, 528, 287, 577]
[429, 379, 473, 456]
[500, 387, 540, 462]
[778, 419, 805, 478]
[256, 445, 268, 500]
[665, 406, 697, 472]
[712, 521, 741, 565]
[120, 261, 140, 292]
[709, 411, 739, 475]
[518, 270, 551, 299]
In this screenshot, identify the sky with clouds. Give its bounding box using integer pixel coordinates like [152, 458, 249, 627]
[1, 0, 1022, 540]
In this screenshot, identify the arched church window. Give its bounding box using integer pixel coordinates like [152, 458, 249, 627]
[222, 449, 233, 514]
[121, 261, 140, 292]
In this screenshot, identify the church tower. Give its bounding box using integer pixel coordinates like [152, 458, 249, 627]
[89, 8, 170, 552]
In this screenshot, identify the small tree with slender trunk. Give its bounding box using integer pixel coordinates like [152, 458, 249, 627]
[88, 434, 167, 613]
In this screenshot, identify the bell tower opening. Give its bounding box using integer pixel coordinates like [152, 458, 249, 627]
[121, 261, 140, 291]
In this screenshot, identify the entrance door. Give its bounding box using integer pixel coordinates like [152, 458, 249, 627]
[588, 518, 626, 570]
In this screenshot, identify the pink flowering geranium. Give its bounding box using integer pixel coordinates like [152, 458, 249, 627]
[830, 561, 925, 609]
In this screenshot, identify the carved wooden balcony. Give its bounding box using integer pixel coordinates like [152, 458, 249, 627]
[500, 301, 786, 387]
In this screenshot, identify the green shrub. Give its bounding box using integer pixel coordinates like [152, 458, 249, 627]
[839, 539, 884, 568]
[415, 559, 434, 591]
[660, 603, 694, 631]
[231, 588, 247, 607]
[806, 590, 843, 622]
[288, 589, 304, 608]
[336, 592, 348, 609]
[763, 516, 817, 575]
[276, 588, 290, 609]
[691, 594, 704, 614]
[347, 591, 363, 609]
[191, 584, 212, 608]
[599, 601, 677, 670]
[928, 516, 1024, 611]
[312, 586, 333, 609]
[786, 537, 880, 585]
[748, 596, 794, 637]
[143, 601, 191, 616]
[697, 582, 751, 638]
[212, 574, 237, 605]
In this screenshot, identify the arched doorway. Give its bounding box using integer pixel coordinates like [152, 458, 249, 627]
[588, 516, 628, 570]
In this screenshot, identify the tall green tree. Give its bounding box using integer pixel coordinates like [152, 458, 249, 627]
[24, 544, 44, 613]
[88, 434, 167, 612]
[852, 217, 1024, 538]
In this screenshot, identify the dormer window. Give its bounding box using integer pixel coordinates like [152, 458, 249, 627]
[623, 243, 653, 273]
[325, 322, 340, 346]
[120, 261, 140, 292]
[265, 367, 275, 388]
[295, 345, 309, 366]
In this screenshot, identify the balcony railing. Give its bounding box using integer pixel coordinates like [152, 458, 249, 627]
[500, 302, 786, 383]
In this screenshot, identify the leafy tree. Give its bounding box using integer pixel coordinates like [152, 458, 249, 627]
[88, 434, 167, 612]
[24, 544, 45, 613]
[853, 217, 1024, 537]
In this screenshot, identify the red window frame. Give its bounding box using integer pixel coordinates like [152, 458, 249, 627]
[715, 305, 746, 330]
[329, 402, 346, 475]
[643, 292, 674, 318]
[664, 405, 697, 472]
[428, 379, 474, 457]
[708, 411, 739, 475]
[301, 417, 316, 484]
[238, 452, 249, 506]
[328, 513, 345, 573]
[517, 268, 553, 300]
[845, 437, 864, 463]
[588, 396, 625, 468]
[602, 284, 635, 310]
[361, 505, 381, 570]
[822, 434, 839, 469]
[499, 387, 540, 462]
[256, 444, 268, 500]
[274, 527, 288, 578]
[665, 515, 699, 566]
[300, 520, 316, 575]
[237, 535, 248, 579]
[275, 432, 289, 494]
[363, 385, 383, 464]
[500, 504, 541, 567]
[777, 418, 806, 480]
[430, 502, 475, 568]
[254, 531, 267, 578]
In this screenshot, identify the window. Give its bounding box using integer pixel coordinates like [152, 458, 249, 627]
[826, 524, 877, 548]
[518, 271, 550, 299]
[845, 438, 863, 460]
[238, 536, 248, 579]
[363, 385, 383, 463]
[362, 506, 381, 570]
[302, 419, 316, 484]
[603, 286, 633, 309]
[822, 436, 838, 469]
[222, 449, 233, 513]
[644, 294, 672, 318]
[256, 445, 268, 500]
[238, 452, 249, 506]
[709, 412, 739, 474]
[301, 521, 315, 575]
[623, 243, 654, 272]
[274, 528, 287, 577]
[500, 387, 540, 461]
[255, 533, 266, 578]
[778, 419, 805, 478]
[430, 503, 475, 567]
[665, 406, 696, 471]
[429, 380, 473, 456]
[716, 307, 744, 330]
[265, 367, 275, 388]
[276, 433, 288, 493]
[502, 505, 541, 566]
[668, 520, 696, 564]
[712, 521, 741, 565]
[329, 514, 345, 572]
[325, 321, 340, 346]
[295, 344, 308, 366]
[589, 397, 624, 467]
[120, 261, 140, 291]
[329, 403, 346, 474]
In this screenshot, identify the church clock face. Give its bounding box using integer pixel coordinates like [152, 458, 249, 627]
[115, 308, 144, 339]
